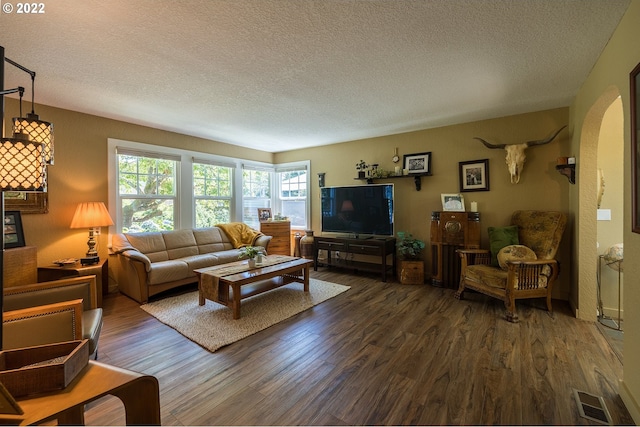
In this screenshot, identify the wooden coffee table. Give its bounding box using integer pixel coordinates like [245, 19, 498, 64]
[194, 255, 314, 319]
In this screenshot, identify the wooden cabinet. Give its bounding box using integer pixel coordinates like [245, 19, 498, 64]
[313, 235, 396, 282]
[260, 221, 291, 256]
[38, 259, 109, 307]
[430, 211, 480, 288]
[398, 259, 424, 285]
[3, 245, 38, 288]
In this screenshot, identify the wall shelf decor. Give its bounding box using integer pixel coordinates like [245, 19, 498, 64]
[556, 164, 575, 184]
[355, 173, 430, 191]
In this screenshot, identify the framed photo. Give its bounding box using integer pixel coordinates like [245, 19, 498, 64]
[403, 152, 432, 175]
[4, 191, 48, 214]
[257, 208, 272, 222]
[4, 210, 26, 249]
[441, 193, 465, 212]
[459, 159, 490, 192]
[631, 61, 640, 233]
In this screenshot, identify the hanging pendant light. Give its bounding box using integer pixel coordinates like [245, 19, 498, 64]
[0, 130, 47, 192]
[6, 56, 54, 165]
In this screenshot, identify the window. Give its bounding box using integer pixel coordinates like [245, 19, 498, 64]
[109, 139, 310, 233]
[277, 166, 308, 228]
[117, 150, 178, 233]
[242, 166, 272, 229]
[193, 161, 233, 227]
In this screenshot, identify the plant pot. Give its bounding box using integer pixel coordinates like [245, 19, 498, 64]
[248, 259, 256, 268]
[398, 259, 424, 285]
[358, 171, 366, 179]
[300, 230, 314, 260]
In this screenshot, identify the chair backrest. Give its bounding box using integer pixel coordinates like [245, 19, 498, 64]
[511, 210, 567, 260]
[4, 276, 97, 312]
[2, 299, 83, 350]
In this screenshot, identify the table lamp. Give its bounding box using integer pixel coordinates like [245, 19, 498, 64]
[70, 202, 113, 265]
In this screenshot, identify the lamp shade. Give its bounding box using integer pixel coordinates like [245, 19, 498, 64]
[13, 114, 54, 164]
[341, 200, 354, 212]
[70, 202, 114, 229]
[0, 133, 47, 191]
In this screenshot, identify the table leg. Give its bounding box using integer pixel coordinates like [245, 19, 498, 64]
[56, 405, 85, 425]
[110, 375, 161, 425]
[232, 283, 241, 319]
[198, 278, 205, 306]
[303, 264, 310, 292]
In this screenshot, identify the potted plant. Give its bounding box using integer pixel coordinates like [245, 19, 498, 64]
[239, 245, 263, 267]
[397, 232, 425, 259]
[396, 232, 426, 284]
[356, 160, 369, 179]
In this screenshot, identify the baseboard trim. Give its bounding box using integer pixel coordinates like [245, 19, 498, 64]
[619, 379, 640, 424]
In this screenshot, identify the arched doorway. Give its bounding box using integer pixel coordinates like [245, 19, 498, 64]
[577, 87, 623, 323]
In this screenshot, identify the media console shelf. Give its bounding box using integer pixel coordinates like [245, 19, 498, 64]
[313, 235, 396, 281]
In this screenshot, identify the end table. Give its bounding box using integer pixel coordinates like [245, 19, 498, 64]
[38, 259, 108, 307]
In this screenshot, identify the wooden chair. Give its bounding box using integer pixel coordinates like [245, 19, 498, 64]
[455, 210, 567, 322]
[3, 276, 103, 358]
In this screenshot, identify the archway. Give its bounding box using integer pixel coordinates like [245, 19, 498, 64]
[577, 86, 622, 321]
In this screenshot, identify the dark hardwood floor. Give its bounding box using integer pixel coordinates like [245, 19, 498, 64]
[87, 270, 633, 425]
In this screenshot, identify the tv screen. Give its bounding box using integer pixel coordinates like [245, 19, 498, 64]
[321, 184, 394, 236]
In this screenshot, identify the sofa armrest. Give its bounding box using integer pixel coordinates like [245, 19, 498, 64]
[117, 249, 152, 272]
[3, 299, 84, 350]
[456, 248, 490, 273]
[255, 235, 273, 253]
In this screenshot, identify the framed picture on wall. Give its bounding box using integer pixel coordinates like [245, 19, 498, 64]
[459, 159, 490, 192]
[403, 152, 432, 175]
[4, 210, 26, 249]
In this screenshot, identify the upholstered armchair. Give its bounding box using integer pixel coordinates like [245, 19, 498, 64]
[455, 210, 567, 322]
[3, 275, 103, 358]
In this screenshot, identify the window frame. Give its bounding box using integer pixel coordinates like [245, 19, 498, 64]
[107, 138, 310, 236]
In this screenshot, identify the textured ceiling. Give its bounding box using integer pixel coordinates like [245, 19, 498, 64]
[1, 0, 630, 153]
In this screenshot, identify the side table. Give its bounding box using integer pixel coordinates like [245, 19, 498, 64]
[38, 259, 108, 307]
[1, 360, 160, 425]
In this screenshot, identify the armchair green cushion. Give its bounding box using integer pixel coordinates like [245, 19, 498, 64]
[488, 225, 519, 266]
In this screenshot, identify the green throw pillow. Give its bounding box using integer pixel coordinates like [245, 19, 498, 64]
[488, 225, 519, 266]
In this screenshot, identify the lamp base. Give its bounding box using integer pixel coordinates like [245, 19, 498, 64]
[80, 256, 99, 266]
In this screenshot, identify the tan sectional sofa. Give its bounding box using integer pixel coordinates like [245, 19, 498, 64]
[111, 227, 272, 303]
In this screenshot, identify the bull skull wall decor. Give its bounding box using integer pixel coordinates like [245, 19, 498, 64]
[474, 125, 566, 184]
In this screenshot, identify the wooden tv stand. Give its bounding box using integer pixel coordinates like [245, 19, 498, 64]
[313, 235, 396, 282]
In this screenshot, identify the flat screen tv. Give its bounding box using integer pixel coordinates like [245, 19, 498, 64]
[321, 184, 394, 237]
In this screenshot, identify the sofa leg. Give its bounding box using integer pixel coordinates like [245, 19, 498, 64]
[546, 294, 553, 313]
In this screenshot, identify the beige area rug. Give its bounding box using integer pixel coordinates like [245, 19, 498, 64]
[140, 279, 350, 352]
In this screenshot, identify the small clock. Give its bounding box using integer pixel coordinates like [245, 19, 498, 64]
[392, 148, 400, 163]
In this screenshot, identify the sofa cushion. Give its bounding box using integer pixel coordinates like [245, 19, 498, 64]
[125, 232, 169, 263]
[488, 225, 519, 266]
[181, 254, 221, 271]
[497, 245, 537, 270]
[163, 229, 199, 260]
[148, 260, 192, 285]
[193, 228, 234, 253]
[213, 249, 247, 264]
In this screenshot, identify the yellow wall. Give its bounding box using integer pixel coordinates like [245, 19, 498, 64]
[275, 108, 571, 296]
[597, 99, 624, 319]
[3, 99, 274, 266]
[569, 0, 640, 421]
